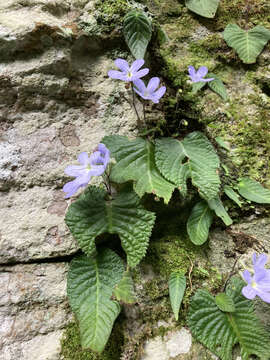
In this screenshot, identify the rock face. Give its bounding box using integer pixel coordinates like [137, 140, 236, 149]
[0, 1, 138, 359]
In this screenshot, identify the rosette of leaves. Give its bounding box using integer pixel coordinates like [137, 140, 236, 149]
[188, 277, 270, 359]
[65, 184, 155, 268]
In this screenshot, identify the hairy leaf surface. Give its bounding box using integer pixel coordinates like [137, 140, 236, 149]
[187, 201, 214, 245]
[155, 132, 220, 200]
[223, 24, 270, 64]
[169, 272, 186, 321]
[215, 293, 235, 313]
[103, 135, 175, 203]
[208, 196, 233, 226]
[67, 250, 124, 352]
[113, 271, 136, 304]
[65, 185, 155, 267]
[188, 277, 270, 360]
[237, 177, 270, 204]
[123, 10, 152, 59]
[208, 73, 228, 100]
[185, 0, 220, 18]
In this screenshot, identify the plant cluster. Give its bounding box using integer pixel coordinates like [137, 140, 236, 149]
[61, 2, 270, 359]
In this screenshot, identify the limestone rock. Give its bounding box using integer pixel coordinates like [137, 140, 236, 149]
[0, 262, 72, 360]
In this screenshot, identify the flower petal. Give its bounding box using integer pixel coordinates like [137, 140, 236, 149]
[133, 87, 145, 99]
[133, 79, 146, 93]
[152, 86, 166, 101]
[197, 66, 208, 78]
[78, 152, 89, 165]
[63, 179, 82, 198]
[147, 77, 160, 93]
[64, 165, 86, 177]
[130, 59, 144, 72]
[132, 68, 149, 81]
[253, 253, 268, 268]
[254, 267, 269, 283]
[90, 164, 106, 176]
[97, 143, 110, 167]
[242, 285, 257, 300]
[108, 70, 127, 81]
[188, 66, 196, 77]
[242, 270, 252, 284]
[114, 58, 129, 72]
[255, 289, 270, 303]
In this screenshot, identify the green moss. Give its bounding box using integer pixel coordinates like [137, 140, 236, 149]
[94, 0, 130, 33]
[61, 321, 124, 360]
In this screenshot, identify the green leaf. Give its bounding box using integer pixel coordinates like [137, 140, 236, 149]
[155, 131, 220, 200]
[215, 137, 230, 151]
[215, 293, 235, 312]
[187, 201, 214, 245]
[192, 81, 206, 93]
[188, 277, 270, 360]
[156, 24, 169, 45]
[223, 24, 270, 64]
[123, 10, 152, 59]
[185, 0, 220, 18]
[237, 177, 270, 204]
[207, 196, 233, 226]
[65, 185, 155, 267]
[207, 73, 228, 100]
[67, 249, 125, 352]
[169, 272, 186, 321]
[113, 271, 136, 304]
[224, 185, 243, 207]
[103, 135, 175, 204]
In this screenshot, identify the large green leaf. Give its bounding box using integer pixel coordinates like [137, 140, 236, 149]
[65, 185, 155, 267]
[224, 185, 243, 207]
[67, 249, 125, 352]
[113, 271, 136, 304]
[123, 10, 152, 59]
[155, 132, 220, 200]
[187, 201, 214, 245]
[185, 0, 220, 18]
[103, 135, 175, 204]
[188, 277, 270, 360]
[207, 196, 233, 226]
[207, 73, 228, 101]
[169, 272, 186, 321]
[223, 24, 270, 64]
[237, 177, 270, 204]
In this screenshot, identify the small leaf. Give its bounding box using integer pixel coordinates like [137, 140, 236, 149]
[187, 201, 214, 245]
[123, 10, 152, 59]
[67, 250, 125, 352]
[192, 81, 206, 93]
[65, 185, 155, 268]
[188, 277, 270, 359]
[156, 24, 169, 45]
[185, 0, 220, 18]
[208, 196, 233, 226]
[223, 24, 270, 64]
[169, 272, 186, 321]
[113, 271, 136, 304]
[215, 293, 235, 312]
[215, 137, 230, 151]
[237, 177, 270, 204]
[207, 73, 228, 100]
[224, 185, 243, 207]
[103, 135, 175, 204]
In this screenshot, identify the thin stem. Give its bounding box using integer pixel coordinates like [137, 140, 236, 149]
[223, 256, 240, 292]
[143, 101, 146, 123]
[131, 86, 142, 126]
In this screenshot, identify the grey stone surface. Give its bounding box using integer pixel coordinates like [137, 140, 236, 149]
[0, 262, 72, 360]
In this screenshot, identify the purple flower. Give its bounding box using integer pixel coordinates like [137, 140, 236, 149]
[108, 58, 149, 82]
[133, 77, 166, 103]
[241, 253, 270, 303]
[63, 144, 110, 198]
[188, 66, 214, 83]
